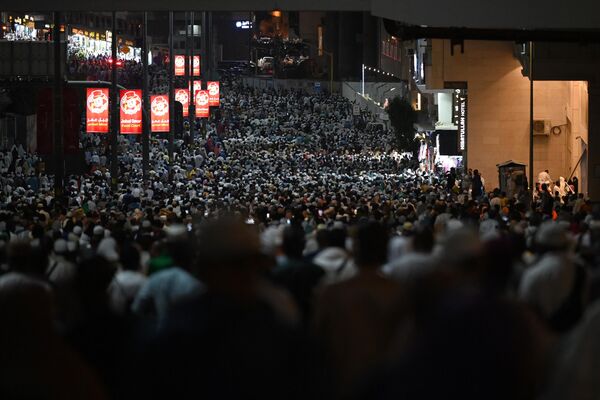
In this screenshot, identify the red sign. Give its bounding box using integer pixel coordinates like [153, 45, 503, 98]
[174, 55, 200, 76]
[120, 89, 143, 134]
[193, 55, 200, 76]
[190, 81, 202, 104]
[175, 55, 185, 76]
[150, 95, 170, 132]
[86, 88, 109, 133]
[195, 90, 210, 118]
[207, 81, 220, 107]
[175, 89, 189, 117]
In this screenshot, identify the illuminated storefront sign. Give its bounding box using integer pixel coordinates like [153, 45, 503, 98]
[452, 88, 468, 152]
[235, 20, 252, 29]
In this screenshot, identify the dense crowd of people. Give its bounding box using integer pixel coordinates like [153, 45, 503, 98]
[1, 78, 600, 399]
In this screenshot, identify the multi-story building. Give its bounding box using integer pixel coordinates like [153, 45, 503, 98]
[413, 39, 589, 195]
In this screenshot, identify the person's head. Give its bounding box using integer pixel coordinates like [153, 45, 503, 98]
[7, 240, 47, 277]
[328, 227, 347, 249]
[282, 225, 305, 260]
[76, 255, 116, 309]
[413, 227, 434, 254]
[120, 243, 141, 272]
[315, 227, 329, 249]
[534, 221, 572, 253]
[353, 221, 388, 269]
[164, 225, 194, 270]
[194, 217, 265, 288]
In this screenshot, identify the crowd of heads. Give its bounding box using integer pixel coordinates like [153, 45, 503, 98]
[1, 77, 600, 399]
[67, 49, 172, 92]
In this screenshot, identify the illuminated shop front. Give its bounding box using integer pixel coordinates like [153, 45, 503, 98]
[69, 27, 140, 61]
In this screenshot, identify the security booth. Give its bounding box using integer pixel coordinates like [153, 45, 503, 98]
[497, 160, 527, 198]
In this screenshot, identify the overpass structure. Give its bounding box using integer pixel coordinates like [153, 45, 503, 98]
[5, 0, 600, 31]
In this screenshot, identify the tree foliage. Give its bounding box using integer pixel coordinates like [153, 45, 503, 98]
[386, 96, 419, 154]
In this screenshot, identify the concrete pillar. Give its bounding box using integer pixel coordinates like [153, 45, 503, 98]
[587, 81, 600, 201]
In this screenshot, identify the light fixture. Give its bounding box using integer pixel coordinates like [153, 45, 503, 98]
[271, 9, 282, 17]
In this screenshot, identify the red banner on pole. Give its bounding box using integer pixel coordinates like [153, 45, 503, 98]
[150, 95, 170, 132]
[120, 89, 143, 134]
[190, 81, 202, 104]
[175, 55, 185, 76]
[175, 88, 189, 117]
[207, 81, 220, 107]
[193, 55, 200, 76]
[195, 90, 210, 118]
[86, 88, 109, 133]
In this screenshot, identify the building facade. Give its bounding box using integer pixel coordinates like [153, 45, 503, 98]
[419, 39, 589, 195]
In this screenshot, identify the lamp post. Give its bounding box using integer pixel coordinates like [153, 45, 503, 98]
[142, 11, 149, 180]
[189, 11, 195, 132]
[52, 11, 64, 203]
[361, 63, 365, 96]
[168, 11, 174, 167]
[110, 11, 118, 192]
[529, 41, 534, 199]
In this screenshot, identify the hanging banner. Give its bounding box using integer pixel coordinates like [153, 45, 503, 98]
[120, 89, 143, 134]
[207, 81, 220, 107]
[190, 80, 202, 104]
[175, 88, 190, 117]
[150, 95, 170, 132]
[195, 90, 210, 118]
[175, 55, 185, 76]
[193, 55, 201, 76]
[86, 88, 109, 133]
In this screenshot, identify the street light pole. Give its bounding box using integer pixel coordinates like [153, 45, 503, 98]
[362, 63, 365, 96]
[110, 11, 118, 192]
[529, 41, 534, 199]
[142, 11, 149, 180]
[329, 51, 333, 93]
[185, 11, 189, 109]
[189, 11, 195, 134]
[168, 11, 175, 167]
[52, 11, 64, 204]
